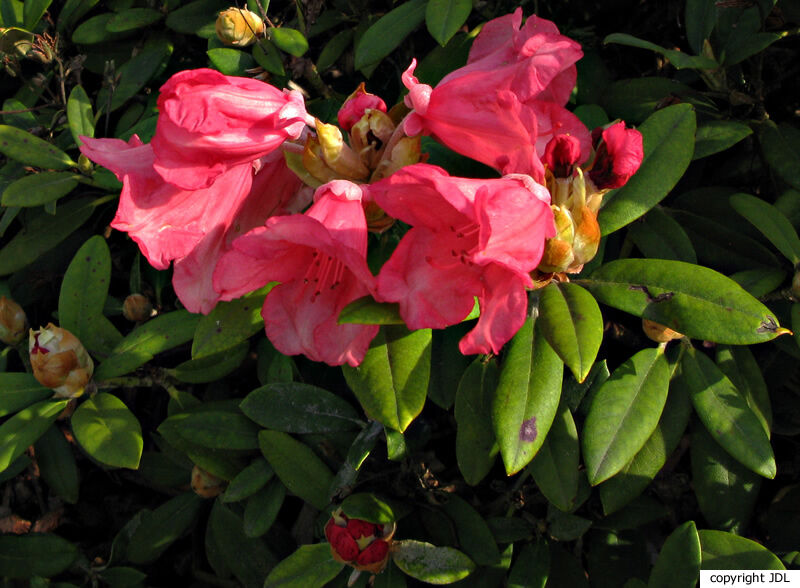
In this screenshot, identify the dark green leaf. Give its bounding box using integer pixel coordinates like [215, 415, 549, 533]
[391, 540, 475, 585]
[342, 325, 430, 432]
[354, 0, 427, 71]
[604, 33, 717, 69]
[222, 458, 273, 503]
[244, 479, 285, 537]
[72, 392, 143, 469]
[685, 0, 717, 54]
[57, 0, 100, 32]
[258, 430, 333, 510]
[729, 268, 786, 297]
[730, 192, 800, 264]
[316, 29, 353, 72]
[455, 358, 499, 485]
[628, 207, 697, 263]
[699, 530, 785, 570]
[72, 13, 120, 44]
[105, 7, 162, 32]
[241, 382, 361, 433]
[581, 259, 787, 344]
[528, 401, 580, 511]
[509, 540, 548, 588]
[192, 285, 271, 358]
[0, 534, 77, 578]
[159, 410, 259, 450]
[263, 543, 344, 588]
[22, 0, 51, 30]
[329, 421, 383, 497]
[679, 347, 775, 478]
[425, 0, 471, 46]
[598, 104, 696, 235]
[169, 340, 249, 383]
[0, 373, 51, 417]
[492, 318, 562, 475]
[67, 85, 94, 146]
[252, 40, 285, 76]
[0, 124, 76, 169]
[0, 399, 67, 472]
[35, 426, 79, 504]
[97, 39, 173, 112]
[537, 282, 603, 383]
[269, 27, 308, 56]
[99, 567, 147, 587]
[165, 0, 229, 36]
[341, 493, 402, 524]
[758, 120, 800, 191]
[441, 494, 500, 566]
[207, 47, 257, 76]
[716, 345, 772, 436]
[127, 493, 204, 563]
[693, 120, 752, 160]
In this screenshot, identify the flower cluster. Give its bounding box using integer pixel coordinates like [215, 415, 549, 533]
[80, 9, 643, 367]
[324, 508, 396, 574]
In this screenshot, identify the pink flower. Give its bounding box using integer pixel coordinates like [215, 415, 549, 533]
[337, 83, 387, 132]
[79, 136, 305, 313]
[151, 68, 308, 190]
[543, 134, 582, 177]
[370, 164, 555, 355]
[213, 181, 378, 366]
[588, 122, 644, 189]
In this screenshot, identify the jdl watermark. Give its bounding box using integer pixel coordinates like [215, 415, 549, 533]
[701, 571, 800, 587]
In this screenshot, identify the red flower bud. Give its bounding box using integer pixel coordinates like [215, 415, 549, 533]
[588, 122, 643, 189]
[356, 539, 389, 566]
[543, 134, 582, 177]
[338, 83, 387, 132]
[324, 507, 396, 574]
[325, 518, 360, 562]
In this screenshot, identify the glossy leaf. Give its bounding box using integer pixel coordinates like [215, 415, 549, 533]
[258, 430, 333, 510]
[342, 325, 430, 432]
[581, 259, 787, 344]
[492, 318, 562, 475]
[354, 0, 427, 71]
[455, 358, 499, 485]
[628, 207, 697, 263]
[730, 192, 800, 264]
[1, 171, 80, 207]
[35, 426, 79, 504]
[192, 285, 271, 358]
[341, 493, 402, 524]
[169, 340, 249, 383]
[729, 268, 786, 298]
[269, 27, 308, 56]
[698, 530, 785, 570]
[240, 382, 361, 433]
[0, 399, 68, 473]
[330, 421, 383, 497]
[252, 40, 285, 76]
[649, 521, 701, 588]
[72, 392, 143, 469]
[426, 0, 471, 46]
[679, 347, 775, 478]
[22, 0, 50, 29]
[127, 493, 204, 563]
[263, 543, 344, 588]
[391, 540, 475, 585]
[207, 47, 256, 76]
[537, 282, 603, 383]
[693, 120, 752, 160]
[598, 104, 696, 235]
[583, 348, 670, 485]
[604, 33, 717, 69]
[0, 125, 76, 169]
[528, 401, 580, 511]
[715, 345, 772, 436]
[0, 534, 77, 578]
[441, 494, 500, 566]
[0, 373, 51, 417]
[67, 85, 94, 147]
[159, 410, 259, 450]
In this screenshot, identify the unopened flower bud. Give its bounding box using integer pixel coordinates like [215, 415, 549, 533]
[338, 83, 387, 132]
[570, 205, 601, 268]
[77, 153, 93, 174]
[642, 318, 683, 343]
[350, 109, 396, 170]
[370, 135, 422, 182]
[215, 7, 265, 47]
[29, 324, 94, 399]
[325, 507, 396, 574]
[543, 134, 582, 178]
[537, 206, 575, 273]
[122, 293, 153, 322]
[588, 122, 643, 190]
[0, 296, 27, 345]
[191, 465, 226, 498]
[315, 121, 370, 180]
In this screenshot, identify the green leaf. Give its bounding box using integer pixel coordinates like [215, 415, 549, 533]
[603, 33, 718, 69]
[59, 235, 122, 356]
[192, 285, 271, 358]
[329, 421, 383, 497]
[441, 494, 500, 566]
[391, 540, 475, 585]
[492, 317, 562, 475]
[252, 40, 285, 76]
[628, 206, 697, 263]
[342, 325, 430, 432]
[207, 47, 256, 76]
[0, 534, 78, 578]
[341, 493, 402, 524]
[241, 382, 361, 433]
[528, 401, 580, 512]
[699, 530, 785, 570]
[72, 392, 143, 469]
[338, 296, 404, 325]
[72, 13, 120, 44]
[263, 543, 344, 588]
[222, 458, 273, 503]
[0, 196, 95, 276]
[0, 399, 68, 473]
[67, 85, 95, 146]
[508, 540, 548, 588]
[598, 371, 692, 514]
[537, 282, 603, 383]
[244, 479, 285, 538]
[598, 104, 696, 235]
[316, 29, 354, 72]
[35, 426, 79, 504]
[22, 0, 51, 29]
[354, 0, 427, 71]
[97, 39, 173, 112]
[730, 192, 800, 264]
[126, 493, 204, 563]
[95, 310, 200, 380]
[165, 0, 229, 36]
[258, 430, 333, 510]
[729, 267, 786, 297]
[425, 0, 471, 46]
[581, 259, 787, 344]
[99, 567, 147, 587]
[105, 7, 162, 32]
[583, 348, 670, 485]
[716, 345, 772, 436]
[679, 347, 775, 478]
[693, 120, 752, 160]
[685, 0, 717, 54]
[691, 423, 761, 534]
[57, 0, 100, 33]
[159, 410, 260, 450]
[0, 125, 76, 169]
[0, 373, 51, 417]
[758, 121, 800, 191]
[455, 358, 499, 486]
[269, 27, 308, 56]
[169, 340, 249, 383]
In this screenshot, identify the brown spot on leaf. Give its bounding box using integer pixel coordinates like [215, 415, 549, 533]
[519, 417, 537, 442]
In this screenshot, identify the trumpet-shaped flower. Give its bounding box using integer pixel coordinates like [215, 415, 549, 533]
[589, 121, 644, 189]
[151, 68, 308, 190]
[213, 180, 378, 366]
[370, 164, 555, 355]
